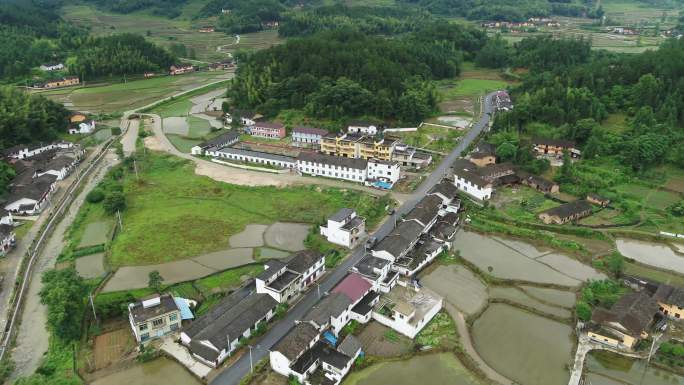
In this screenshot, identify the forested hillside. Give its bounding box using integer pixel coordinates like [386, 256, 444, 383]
[493, 36, 684, 174]
[231, 24, 486, 124]
[69, 34, 177, 79]
[397, 0, 601, 20]
[80, 0, 189, 18]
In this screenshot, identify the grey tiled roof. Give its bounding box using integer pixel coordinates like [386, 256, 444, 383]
[129, 294, 179, 324]
[286, 250, 324, 274]
[405, 195, 442, 227]
[303, 292, 351, 326]
[271, 322, 319, 361]
[329, 208, 354, 222]
[540, 200, 592, 219]
[591, 292, 658, 336]
[373, 220, 423, 258]
[215, 147, 295, 163]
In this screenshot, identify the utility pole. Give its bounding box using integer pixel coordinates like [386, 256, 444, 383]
[133, 159, 139, 180]
[89, 293, 98, 325]
[248, 345, 253, 373]
[116, 210, 123, 230]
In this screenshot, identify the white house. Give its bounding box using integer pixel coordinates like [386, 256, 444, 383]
[372, 283, 443, 338]
[68, 120, 96, 135]
[40, 63, 64, 71]
[0, 209, 13, 226]
[3, 176, 56, 215]
[269, 321, 321, 382]
[347, 121, 378, 136]
[255, 260, 302, 304]
[128, 294, 181, 343]
[34, 156, 77, 181]
[286, 250, 326, 290]
[452, 159, 494, 201]
[319, 208, 366, 248]
[366, 159, 401, 186]
[297, 153, 368, 183]
[292, 127, 329, 148]
[1, 142, 73, 160]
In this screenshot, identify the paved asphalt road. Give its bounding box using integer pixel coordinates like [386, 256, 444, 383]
[211, 92, 497, 385]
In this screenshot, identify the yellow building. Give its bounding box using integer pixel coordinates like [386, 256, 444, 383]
[320, 133, 397, 161]
[653, 284, 684, 319]
[589, 292, 658, 350]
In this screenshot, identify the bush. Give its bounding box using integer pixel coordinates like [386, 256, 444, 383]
[576, 301, 592, 321]
[86, 188, 105, 203]
[103, 191, 126, 214]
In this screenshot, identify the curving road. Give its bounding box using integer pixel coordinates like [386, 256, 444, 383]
[209, 92, 498, 385]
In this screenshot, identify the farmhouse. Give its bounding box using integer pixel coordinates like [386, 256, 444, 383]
[319, 208, 366, 248]
[270, 322, 321, 381]
[34, 155, 78, 180]
[3, 176, 56, 215]
[587, 193, 611, 207]
[181, 292, 278, 367]
[198, 26, 215, 33]
[1, 141, 74, 160]
[372, 220, 424, 262]
[190, 130, 240, 155]
[518, 172, 559, 194]
[347, 121, 379, 135]
[533, 137, 581, 159]
[495, 90, 513, 111]
[304, 292, 354, 334]
[652, 284, 684, 319]
[34, 76, 79, 89]
[286, 250, 326, 290]
[372, 284, 443, 338]
[588, 292, 659, 350]
[225, 109, 261, 126]
[392, 145, 433, 169]
[538, 200, 593, 224]
[128, 294, 181, 343]
[0, 224, 16, 257]
[320, 132, 398, 161]
[248, 122, 286, 139]
[366, 159, 401, 187]
[40, 63, 64, 71]
[452, 160, 494, 201]
[292, 127, 329, 148]
[256, 260, 303, 304]
[469, 143, 497, 167]
[169, 63, 196, 75]
[208, 60, 234, 71]
[0, 209, 12, 226]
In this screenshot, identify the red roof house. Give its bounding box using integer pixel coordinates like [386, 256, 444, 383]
[332, 273, 372, 304]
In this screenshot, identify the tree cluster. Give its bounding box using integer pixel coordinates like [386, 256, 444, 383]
[397, 0, 595, 21]
[231, 26, 485, 124]
[81, 0, 188, 18]
[493, 36, 684, 172]
[0, 86, 70, 148]
[69, 33, 177, 79]
[39, 268, 88, 341]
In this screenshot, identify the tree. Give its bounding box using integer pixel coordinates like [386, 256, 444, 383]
[221, 101, 230, 114]
[605, 253, 625, 277]
[0, 161, 16, 195]
[475, 34, 510, 68]
[556, 152, 575, 183]
[576, 301, 592, 321]
[495, 142, 517, 162]
[39, 268, 87, 341]
[148, 270, 164, 292]
[86, 188, 105, 203]
[103, 191, 126, 214]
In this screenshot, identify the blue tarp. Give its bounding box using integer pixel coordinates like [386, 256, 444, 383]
[174, 297, 194, 320]
[372, 181, 393, 190]
[323, 331, 337, 346]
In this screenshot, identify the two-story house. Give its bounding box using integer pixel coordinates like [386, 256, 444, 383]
[128, 294, 182, 343]
[319, 208, 366, 248]
[292, 127, 329, 148]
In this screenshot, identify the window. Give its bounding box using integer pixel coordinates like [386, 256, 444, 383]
[170, 323, 179, 331]
[152, 318, 165, 327]
[141, 333, 149, 341]
[169, 313, 178, 322]
[139, 323, 148, 331]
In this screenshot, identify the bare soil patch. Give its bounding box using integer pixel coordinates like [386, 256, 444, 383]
[356, 322, 413, 357]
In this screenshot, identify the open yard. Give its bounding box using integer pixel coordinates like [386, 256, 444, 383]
[436, 62, 515, 116]
[108, 152, 389, 266]
[91, 328, 136, 371]
[38, 71, 231, 114]
[392, 125, 464, 152]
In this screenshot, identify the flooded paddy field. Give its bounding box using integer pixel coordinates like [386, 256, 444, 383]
[519, 286, 577, 308]
[259, 247, 291, 259]
[75, 252, 106, 279]
[586, 351, 684, 385]
[78, 220, 113, 248]
[455, 231, 586, 286]
[343, 353, 481, 385]
[536, 253, 605, 281]
[421, 264, 487, 316]
[92, 357, 201, 385]
[616, 238, 684, 274]
[229, 224, 268, 248]
[489, 287, 572, 319]
[472, 304, 573, 385]
[162, 117, 190, 136]
[264, 222, 309, 252]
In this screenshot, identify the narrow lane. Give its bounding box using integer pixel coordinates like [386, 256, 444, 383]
[210, 93, 497, 385]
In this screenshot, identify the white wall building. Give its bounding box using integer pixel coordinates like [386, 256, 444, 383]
[206, 147, 297, 169]
[347, 121, 378, 135]
[68, 120, 96, 135]
[40, 63, 64, 71]
[366, 159, 401, 186]
[297, 152, 368, 183]
[292, 127, 329, 148]
[372, 283, 443, 338]
[319, 208, 366, 248]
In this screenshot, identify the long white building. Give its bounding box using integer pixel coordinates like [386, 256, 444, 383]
[297, 152, 400, 187]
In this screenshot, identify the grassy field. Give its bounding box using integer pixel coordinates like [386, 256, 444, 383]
[491, 185, 562, 222]
[38, 71, 231, 114]
[109, 152, 390, 265]
[437, 63, 515, 115]
[60, 4, 283, 62]
[392, 125, 464, 152]
[167, 134, 202, 153]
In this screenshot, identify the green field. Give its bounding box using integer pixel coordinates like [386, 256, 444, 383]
[167, 134, 202, 153]
[38, 71, 231, 114]
[60, 4, 283, 62]
[393, 125, 464, 152]
[437, 63, 515, 115]
[108, 152, 390, 265]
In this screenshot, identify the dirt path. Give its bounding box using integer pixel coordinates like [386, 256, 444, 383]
[120, 118, 139, 156]
[11, 150, 119, 378]
[444, 302, 513, 385]
[142, 113, 412, 202]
